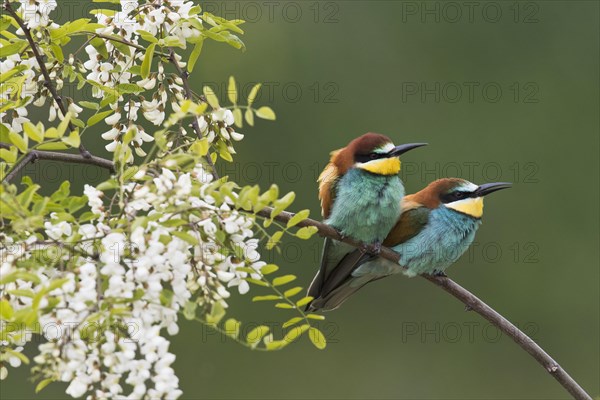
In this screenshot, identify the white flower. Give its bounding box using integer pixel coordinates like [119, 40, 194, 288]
[230, 131, 244, 141]
[105, 112, 121, 126]
[66, 377, 89, 398]
[44, 221, 72, 240]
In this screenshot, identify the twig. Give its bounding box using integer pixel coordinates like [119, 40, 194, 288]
[255, 207, 592, 400]
[2, 148, 114, 183]
[167, 49, 219, 180]
[4, 1, 90, 158]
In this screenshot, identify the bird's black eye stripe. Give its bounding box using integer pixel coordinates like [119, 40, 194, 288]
[355, 152, 386, 163]
[441, 191, 474, 203]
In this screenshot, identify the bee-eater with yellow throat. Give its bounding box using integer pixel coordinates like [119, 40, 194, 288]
[307, 178, 511, 311]
[306, 133, 426, 307]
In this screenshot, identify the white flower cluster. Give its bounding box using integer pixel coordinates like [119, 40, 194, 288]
[86, 1, 205, 160]
[18, 0, 58, 29]
[1, 163, 266, 399]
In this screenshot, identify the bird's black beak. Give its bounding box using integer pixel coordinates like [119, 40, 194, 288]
[387, 143, 428, 157]
[474, 182, 512, 197]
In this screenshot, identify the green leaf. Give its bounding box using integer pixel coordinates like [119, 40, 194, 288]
[205, 302, 226, 325]
[117, 83, 144, 94]
[0, 65, 26, 84]
[171, 231, 198, 245]
[306, 313, 325, 320]
[183, 301, 197, 320]
[0, 299, 14, 320]
[188, 40, 204, 72]
[275, 303, 294, 309]
[141, 43, 156, 79]
[61, 130, 80, 148]
[272, 192, 296, 217]
[296, 226, 318, 240]
[224, 318, 240, 338]
[228, 76, 237, 104]
[136, 29, 158, 44]
[56, 113, 73, 138]
[284, 324, 310, 343]
[79, 101, 100, 110]
[233, 108, 243, 127]
[36, 142, 68, 151]
[273, 275, 296, 287]
[255, 106, 276, 120]
[245, 278, 268, 287]
[266, 230, 283, 250]
[0, 41, 26, 58]
[283, 287, 303, 298]
[287, 209, 310, 228]
[5, 349, 29, 365]
[265, 339, 288, 351]
[282, 317, 303, 329]
[309, 327, 327, 349]
[295, 296, 314, 308]
[244, 108, 254, 126]
[260, 264, 279, 275]
[252, 295, 280, 302]
[88, 110, 115, 127]
[8, 131, 27, 152]
[35, 378, 54, 394]
[246, 325, 270, 345]
[203, 86, 220, 109]
[0, 147, 17, 163]
[90, 37, 108, 59]
[247, 83, 261, 106]
[16, 184, 39, 209]
[190, 138, 209, 156]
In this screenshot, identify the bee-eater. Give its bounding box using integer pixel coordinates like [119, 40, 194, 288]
[307, 178, 511, 311]
[306, 133, 426, 308]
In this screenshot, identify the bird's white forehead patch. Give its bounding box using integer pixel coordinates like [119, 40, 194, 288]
[457, 181, 478, 192]
[375, 143, 395, 153]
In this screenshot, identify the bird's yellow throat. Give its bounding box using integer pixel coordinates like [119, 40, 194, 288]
[359, 158, 401, 175]
[446, 197, 484, 218]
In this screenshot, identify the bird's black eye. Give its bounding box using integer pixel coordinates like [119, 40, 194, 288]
[454, 191, 468, 200]
[369, 153, 378, 160]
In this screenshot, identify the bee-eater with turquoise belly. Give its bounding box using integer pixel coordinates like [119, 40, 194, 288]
[307, 178, 511, 311]
[306, 133, 427, 310]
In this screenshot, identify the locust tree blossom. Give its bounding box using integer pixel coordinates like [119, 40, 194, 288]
[0, 1, 319, 399]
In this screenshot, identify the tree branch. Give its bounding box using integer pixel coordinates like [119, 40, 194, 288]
[167, 49, 220, 180]
[2, 148, 115, 183]
[4, 1, 90, 158]
[256, 207, 592, 400]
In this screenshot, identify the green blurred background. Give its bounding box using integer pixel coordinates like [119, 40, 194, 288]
[3, 1, 599, 399]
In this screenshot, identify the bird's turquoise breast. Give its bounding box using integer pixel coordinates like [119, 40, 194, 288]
[325, 169, 404, 243]
[393, 207, 481, 276]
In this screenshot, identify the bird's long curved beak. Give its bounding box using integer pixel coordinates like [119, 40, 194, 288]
[387, 143, 428, 157]
[475, 182, 512, 197]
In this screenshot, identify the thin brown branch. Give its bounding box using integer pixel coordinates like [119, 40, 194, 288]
[167, 49, 219, 180]
[78, 31, 171, 58]
[2, 148, 114, 183]
[256, 207, 592, 400]
[4, 1, 90, 158]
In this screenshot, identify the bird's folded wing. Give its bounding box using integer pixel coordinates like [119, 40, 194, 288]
[383, 201, 431, 247]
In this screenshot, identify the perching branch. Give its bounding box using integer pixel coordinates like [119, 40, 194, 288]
[256, 207, 592, 400]
[3, 1, 90, 158]
[167, 49, 219, 181]
[2, 147, 115, 183]
[0, 114, 589, 398]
